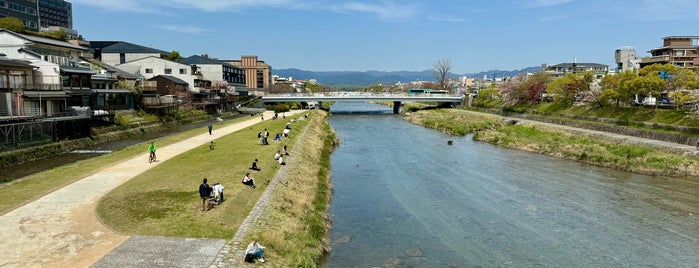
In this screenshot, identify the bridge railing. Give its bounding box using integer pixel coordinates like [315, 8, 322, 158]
[264, 92, 462, 98]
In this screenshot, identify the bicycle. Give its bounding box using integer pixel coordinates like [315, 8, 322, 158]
[149, 151, 156, 163]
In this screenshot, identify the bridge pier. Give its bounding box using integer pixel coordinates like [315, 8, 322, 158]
[393, 101, 402, 114]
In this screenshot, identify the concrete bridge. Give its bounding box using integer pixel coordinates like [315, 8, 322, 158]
[261, 92, 464, 113]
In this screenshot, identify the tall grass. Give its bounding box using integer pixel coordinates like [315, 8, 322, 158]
[242, 111, 337, 267]
[406, 109, 699, 177]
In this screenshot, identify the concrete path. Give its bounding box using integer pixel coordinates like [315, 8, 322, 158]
[463, 110, 698, 154]
[0, 110, 299, 268]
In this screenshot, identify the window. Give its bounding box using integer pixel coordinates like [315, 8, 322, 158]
[27, 7, 35, 15]
[692, 39, 699, 46]
[164, 68, 172, 74]
[145, 68, 153, 74]
[675, 50, 686, 56]
[179, 68, 187, 74]
[0, 1, 6, 8]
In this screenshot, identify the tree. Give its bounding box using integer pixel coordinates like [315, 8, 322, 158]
[498, 74, 527, 106]
[161, 51, 183, 61]
[268, 83, 295, 94]
[522, 73, 550, 103]
[432, 59, 452, 90]
[0, 17, 26, 33]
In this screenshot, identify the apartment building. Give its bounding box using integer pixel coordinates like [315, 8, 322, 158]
[224, 55, 272, 89]
[0, 0, 72, 31]
[615, 46, 641, 72]
[542, 62, 609, 79]
[90, 41, 169, 66]
[641, 36, 699, 68]
[180, 55, 246, 89]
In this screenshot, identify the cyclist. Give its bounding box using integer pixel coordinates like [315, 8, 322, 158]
[148, 142, 157, 162]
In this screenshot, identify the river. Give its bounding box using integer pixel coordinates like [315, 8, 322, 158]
[322, 102, 699, 267]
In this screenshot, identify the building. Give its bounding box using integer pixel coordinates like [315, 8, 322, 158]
[115, 56, 198, 92]
[224, 55, 272, 89]
[542, 62, 609, 79]
[90, 41, 169, 66]
[0, 0, 72, 31]
[180, 55, 246, 89]
[615, 46, 641, 72]
[0, 28, 86, 66]
[641, 36, 699, 68]
[38, 0, 72, 30]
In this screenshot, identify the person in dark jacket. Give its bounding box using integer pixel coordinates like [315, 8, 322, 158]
[199, 178, 212, 211]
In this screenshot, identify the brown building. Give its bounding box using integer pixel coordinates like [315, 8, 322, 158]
[641, 36, 699, 68]
[224, 56, 272, 89]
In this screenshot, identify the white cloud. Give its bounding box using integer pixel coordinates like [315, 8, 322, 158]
[157, 24, 213, 34]
[72, 0, 421, 21]
[71, 0, 150, 13]
[538, 14, 567, 22]
[527, 0, 576, 8]
[427, 14, 466, 23]
[330, 1, 418, 20]
[633, 0, 699, 21]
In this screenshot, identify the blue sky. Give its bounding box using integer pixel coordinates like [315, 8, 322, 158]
[72, 0, 699, 74]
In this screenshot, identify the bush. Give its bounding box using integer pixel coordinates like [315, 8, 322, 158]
[273, 103, 290, 113]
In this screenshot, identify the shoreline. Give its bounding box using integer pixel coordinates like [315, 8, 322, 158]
[404, 109, 699, 178]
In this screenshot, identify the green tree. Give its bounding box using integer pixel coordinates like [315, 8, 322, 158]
[628, 75, 666, 108]
[0, 17, 26, 33]
[161, 51, 183, 61]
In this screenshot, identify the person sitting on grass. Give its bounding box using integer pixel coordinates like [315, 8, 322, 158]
[242, 173, 256, 188]
[277, 154, 286, 165]
[274, 133, 282, 141]
[250, 159, 261, 171]
[281, 145, 290, 156]
[244, 240, 265, 263]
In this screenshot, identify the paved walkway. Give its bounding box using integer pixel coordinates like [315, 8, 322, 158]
[463, 110, 698, 155]
[0, 110, 299, 268]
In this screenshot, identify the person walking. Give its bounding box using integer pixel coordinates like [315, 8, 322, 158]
[199, 178, 212, 211]
[208, 122, 213, 135]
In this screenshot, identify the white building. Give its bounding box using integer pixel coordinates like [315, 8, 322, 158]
[116, 56, 197, 92]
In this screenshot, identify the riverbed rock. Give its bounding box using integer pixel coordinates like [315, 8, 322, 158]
[403, 247, 423, 257]
[335, 235, 350, 244]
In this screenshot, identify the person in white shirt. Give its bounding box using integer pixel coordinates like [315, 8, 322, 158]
[245, 240, 265, 263]
[212, 183, 224, 203]
[242, 173, 256, 188]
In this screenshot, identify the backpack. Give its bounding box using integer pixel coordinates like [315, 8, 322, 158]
[244, 253, 254, 263]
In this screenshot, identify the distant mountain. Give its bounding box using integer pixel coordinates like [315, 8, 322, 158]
[273, 67, 542, 86]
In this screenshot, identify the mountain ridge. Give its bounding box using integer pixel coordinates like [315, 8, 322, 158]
[272, 67, 542, 86]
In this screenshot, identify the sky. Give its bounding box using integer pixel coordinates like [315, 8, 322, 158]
[71, 0, 699, 74]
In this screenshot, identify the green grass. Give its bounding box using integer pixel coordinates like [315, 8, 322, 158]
[0, 115, 253, 215]
[96, 112, 314, 238]
[406, 109, 699, 177]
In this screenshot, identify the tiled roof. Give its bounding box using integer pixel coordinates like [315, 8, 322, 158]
[180, 55, 239, 68]
[60, 65, 95, 74]
[94, 41, 168, 54]
[0, 29, 87, 51]
[79, 57, 141, 79]
[0, 58, 33, 68]
[149, 75, 188, 85]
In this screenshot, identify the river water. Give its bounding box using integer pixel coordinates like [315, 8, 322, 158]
[322, 102, 699, 267]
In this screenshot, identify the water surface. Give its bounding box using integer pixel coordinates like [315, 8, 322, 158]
[323, 102, 699, 267]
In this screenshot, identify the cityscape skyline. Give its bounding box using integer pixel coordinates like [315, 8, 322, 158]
[71, 0, 699, 73]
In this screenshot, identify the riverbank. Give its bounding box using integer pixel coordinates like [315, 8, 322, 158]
[405, 109, 699, 177]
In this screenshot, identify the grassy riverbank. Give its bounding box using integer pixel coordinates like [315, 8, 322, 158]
[405, 109, 699, 177]
[96, 110, 335, 266]
[0, 115, 252, 215]
[240, 111, 337, 267]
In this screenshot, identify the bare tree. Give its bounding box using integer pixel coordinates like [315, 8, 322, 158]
[432, 59, 452, 90]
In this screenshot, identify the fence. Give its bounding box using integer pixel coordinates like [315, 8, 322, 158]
[0, 117, 91, 149]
